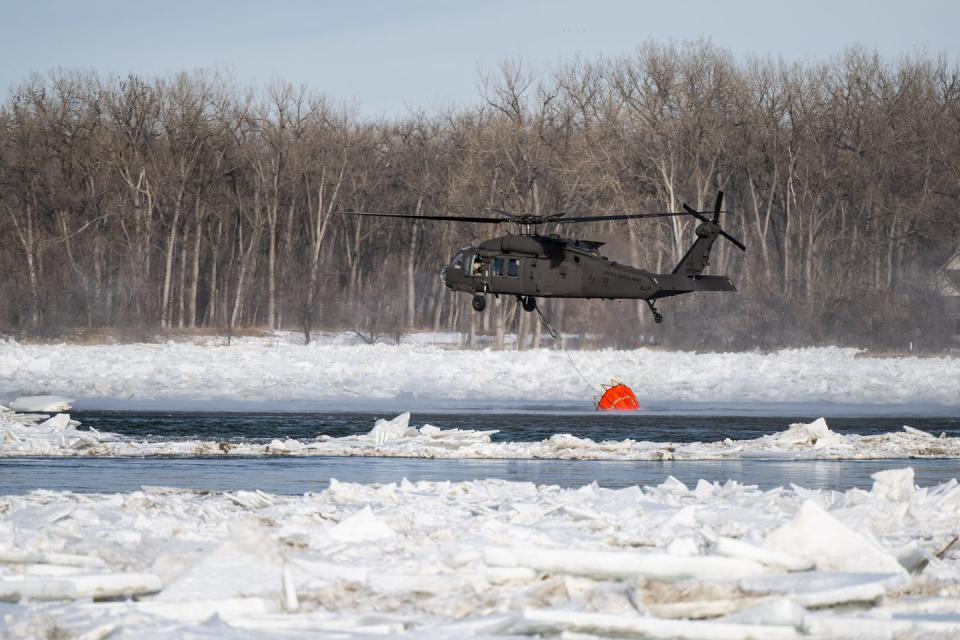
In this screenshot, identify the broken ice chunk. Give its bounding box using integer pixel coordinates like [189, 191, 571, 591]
[763, 500, 905, 575]
[776, 418, 837, 447]
[740, 571, 907, 607]
[902, 425, 936, 439]
[870, 467, 915, 502]
[368, 412, 415, 445]
[714, 536, 813, 571]
[0, 573, 162, 601]
[484, 546, 767, 581]
[10, 396, 74, 412]
[512, 608, 800, 640]
[37, 414, 72, 430]
[328, 506, 395, 542]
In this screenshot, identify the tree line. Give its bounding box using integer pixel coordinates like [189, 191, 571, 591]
[2, 42, 960, 350]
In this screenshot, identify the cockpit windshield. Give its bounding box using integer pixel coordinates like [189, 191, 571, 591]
[451, 252, 464, 269]
[467, 254, 484, 277]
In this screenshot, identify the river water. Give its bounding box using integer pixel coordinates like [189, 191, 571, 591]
[4, 407, 960, 494]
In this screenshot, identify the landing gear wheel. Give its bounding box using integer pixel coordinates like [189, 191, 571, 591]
[521, 296, 537, 313]
[472, 295, 487, 312]
[646, 300, 663, 324]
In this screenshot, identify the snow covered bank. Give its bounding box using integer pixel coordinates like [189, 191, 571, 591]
[2, 337, 959, 407]
[3, 409, 960, 460]
[3, 470, 960, 638]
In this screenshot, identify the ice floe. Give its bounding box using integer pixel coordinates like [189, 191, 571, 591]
[8, 396, 73, 413]
[2, 470, 960, 638]
[2, 337, 960, 407]
[2, 408, 960, 460]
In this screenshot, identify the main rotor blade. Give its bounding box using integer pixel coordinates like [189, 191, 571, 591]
[554, 211, 691, 223]
[338, 211, 506, 224]
[682, 203, 711, 224]
[713, 191, 724, 223]
[720, 230, 746, 252]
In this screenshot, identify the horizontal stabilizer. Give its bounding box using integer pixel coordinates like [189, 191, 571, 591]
[689, 275, 737, 292]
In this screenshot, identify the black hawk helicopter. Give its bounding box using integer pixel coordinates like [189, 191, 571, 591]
[343, 191, 743, 323]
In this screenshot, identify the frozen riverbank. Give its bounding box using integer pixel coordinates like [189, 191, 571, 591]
[2, 337, 959, 407]
[3, 469, 960, 638]
[3, 409, 960, 461]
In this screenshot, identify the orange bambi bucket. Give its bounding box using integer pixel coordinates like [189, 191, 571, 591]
[596, 381, 641, 411]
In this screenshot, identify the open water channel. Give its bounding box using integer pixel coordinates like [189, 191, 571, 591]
[4, 407, 960, 494]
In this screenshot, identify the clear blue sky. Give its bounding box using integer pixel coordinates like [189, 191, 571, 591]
[1, 0, 957, 118]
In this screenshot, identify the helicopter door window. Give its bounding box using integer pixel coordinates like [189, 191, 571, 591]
[507, 258, 520, 277]
[492, 257, 505, 277]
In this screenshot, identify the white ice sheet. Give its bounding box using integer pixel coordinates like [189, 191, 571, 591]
[2, 469, 960, 638]
[2, 336, 959, 408]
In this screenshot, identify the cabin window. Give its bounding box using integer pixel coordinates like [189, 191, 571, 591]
[507, 258, 520, 277]
[492, 257, 505, 276]
[470, 256, 486, 277]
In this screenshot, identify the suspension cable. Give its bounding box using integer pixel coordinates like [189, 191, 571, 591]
[525, 300, 600, 397]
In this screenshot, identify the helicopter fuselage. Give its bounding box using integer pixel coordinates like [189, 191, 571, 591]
[441, 233, 735, 304]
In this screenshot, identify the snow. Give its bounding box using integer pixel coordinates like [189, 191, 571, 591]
[2, 336, 959, 408]
[2, 469, 960, 638]
[3, 408, 960, 460]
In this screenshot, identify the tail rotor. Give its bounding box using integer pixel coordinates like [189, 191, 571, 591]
[681, 190, 745, 252]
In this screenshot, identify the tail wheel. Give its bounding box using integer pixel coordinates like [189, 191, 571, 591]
[646, 299, 663, 324]
[521, 296, 537, 313]
[472, 295, 487, 312]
